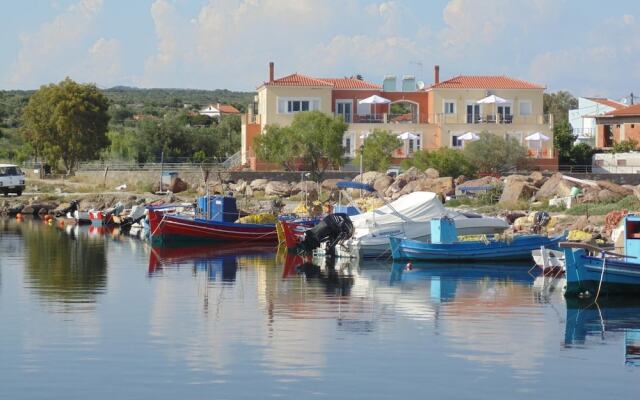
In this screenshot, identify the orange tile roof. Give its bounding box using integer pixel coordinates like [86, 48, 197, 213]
[262, 73, 380, 89]
[217, 104, 240, 114]
[586, 97, 628, 111]
[319, 78, 381, 90]
[603, 103, 640, 117]
[430, 75, 544, 90]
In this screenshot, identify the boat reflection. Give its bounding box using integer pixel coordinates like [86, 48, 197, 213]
[565, 298, 640, 366]
[148, 243, 276, 282]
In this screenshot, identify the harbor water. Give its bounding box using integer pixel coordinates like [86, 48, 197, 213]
[1, 218, 638, 399]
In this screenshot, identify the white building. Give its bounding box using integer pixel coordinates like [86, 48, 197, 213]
[568, 97, 627, 146]
[199, 103, 240, 119]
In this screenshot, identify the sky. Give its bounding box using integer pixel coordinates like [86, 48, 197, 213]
[1, 0, 639, 97]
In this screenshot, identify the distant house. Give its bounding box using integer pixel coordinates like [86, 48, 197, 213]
[199, 103, 241, 118]
[568, 97, 628, 146]
[594, 103, 640, 148]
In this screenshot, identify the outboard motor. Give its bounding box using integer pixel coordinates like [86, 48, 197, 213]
[54, 200, 79, 218]
[531, 211, 551, 234]
[297, 213, 354, 256]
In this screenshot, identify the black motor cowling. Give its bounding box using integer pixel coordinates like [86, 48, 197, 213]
[297, 213, 354, 255]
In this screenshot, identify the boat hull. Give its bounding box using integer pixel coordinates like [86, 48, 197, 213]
[278, 219, 319, 250]
[148, 209, 278, 244]
[390, 234, 565, 262]
[563, 249, 640, 297]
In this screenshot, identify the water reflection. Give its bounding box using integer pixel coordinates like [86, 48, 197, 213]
[565, 298, 640, 366]
[8, 218, 107, 308]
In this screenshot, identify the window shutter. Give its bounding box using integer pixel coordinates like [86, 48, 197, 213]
[277, 98, 286, 114]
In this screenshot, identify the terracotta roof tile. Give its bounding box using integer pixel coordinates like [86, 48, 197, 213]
[217, 104, 240, 114]
[430, 75, 544, 90]
[262, 73, 380, 89]
[586, 97, 628, 111]
[603, 103, 640, 117]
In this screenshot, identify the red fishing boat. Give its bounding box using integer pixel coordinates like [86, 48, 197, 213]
[279, 219, 317, 249]
[147, 195, 278, 244]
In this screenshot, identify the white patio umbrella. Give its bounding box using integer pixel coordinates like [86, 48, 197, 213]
[398, 132, 419, 140]
[358, 95, 391, 120]
[477, 94, 508, 123]
[359, 131, 371, 139]
[525, 132, 550, 157]
[458, 132, 479, 142]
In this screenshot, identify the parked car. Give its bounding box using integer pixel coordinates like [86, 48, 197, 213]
[0, 164, 25, 196]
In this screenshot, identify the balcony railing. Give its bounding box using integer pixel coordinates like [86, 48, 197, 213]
[573, 128, 595, 137]
[335, 113, 419, 124]
[432, 113, 553, 126]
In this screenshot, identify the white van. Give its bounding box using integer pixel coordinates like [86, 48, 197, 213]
[0, 164, 25, 196]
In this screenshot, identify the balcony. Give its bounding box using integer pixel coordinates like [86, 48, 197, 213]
[432, 113, 553, 127]
[573, 128, 595, 137]
[335, 113, 420, 124]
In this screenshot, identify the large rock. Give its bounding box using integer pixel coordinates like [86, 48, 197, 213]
[398, 177, 454, 197]
[249, 179, 269, 191]
[396, 166, 426, 183]
[373, 175, 394, 193]
[424, 168, 440, 179]
[229, 179, 247, 194]
[536, 173, 574, 199]
[598, 189, 622, 202]
[321, 179, 342, 190]
[633, 185, 640, 201]
[529, 171, 545, 187]
[169, 177, 188, 194]
[458, 176, 499, 187]
[596, 180, 633, 196]
[499, 175, 537, 204]
[265, 181, 291, 197]
[353, 171, 386, 185]
[291, 181, 319, 201]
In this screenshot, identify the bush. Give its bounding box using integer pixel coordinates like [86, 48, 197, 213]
[463, 132, 528, 173]
[355, 129, 402, 172]
[402, 147, 477, 178]
[611, 139, 639, 154]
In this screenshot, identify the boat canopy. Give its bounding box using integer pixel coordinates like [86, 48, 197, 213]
[336, 181, 375, 192]
[350, 191, 447, 229]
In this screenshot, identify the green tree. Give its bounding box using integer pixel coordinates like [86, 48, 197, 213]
[463, 132, 528, 173]
[553, 120, 575, 164]
[570, 143, 595, 166]
[355, 129, 402, 172]
[21, 78, 110, 173]
[544, 91, 578, 126]
[255, 111, 347, 179]
[402, 147, 477, 178]
[611, 138, 639, 153]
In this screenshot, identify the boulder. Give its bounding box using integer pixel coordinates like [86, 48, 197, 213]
[265, 181, 292, 197]
[459, 176, 499, 187]
[633, 185, 640, 201]
[249, 179, 269, 191]
[353, 171, 386, 185]
[229, 179, 247, 194]
[454, 175, 467, 186]
[572, 215, 589, 231]
[580, 187, 600, 203]
[398, 177, 454, 197]
[321, 179, 342, 190]
[373, 175, 394, 193]
[499, 175, 537, 204]
[528, 171, 545, 187]
[384, 178, 408, 198]
[596, 180, 633, 197]
[424, 168, 440, 179]
[291, 181, 319, 201]
[597, 189, 621, 202]
[169, 177, 188, 194]
[396, 166, 426, 183]
[536, 173, 574, 199]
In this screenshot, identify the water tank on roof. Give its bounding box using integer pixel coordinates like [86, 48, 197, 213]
[383, 75, 397, 92]
[402, 75, 416, 92]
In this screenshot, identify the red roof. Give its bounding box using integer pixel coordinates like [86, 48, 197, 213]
[587, 98, 628, 111]
[262, 73, 380, 89]
[217, 104, 240, 114]
[603, 103, 640, 117]
[430, 75, 544, 90]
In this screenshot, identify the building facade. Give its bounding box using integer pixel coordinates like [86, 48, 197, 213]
[594, 103, 640, 148]
[242, 63, 556, 170]
[569, 97, 627, 147]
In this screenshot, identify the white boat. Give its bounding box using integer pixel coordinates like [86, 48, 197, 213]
[343, 192, 509, 258]
[531, 247, 565, 273]
[67, 209, 91, 224]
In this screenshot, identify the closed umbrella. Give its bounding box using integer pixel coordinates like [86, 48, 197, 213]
[358, 95, 391, 122]
[458, 132, 479, 142]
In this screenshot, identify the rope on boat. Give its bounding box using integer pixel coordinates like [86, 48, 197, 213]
[594, 251, 607, 302]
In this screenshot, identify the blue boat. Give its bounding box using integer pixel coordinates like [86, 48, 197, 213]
[562, 214, 640, 297]
[389, 217, 565, 262]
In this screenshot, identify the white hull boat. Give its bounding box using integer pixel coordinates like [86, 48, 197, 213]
[343, 192, 509, 258]
[531, 247, 565, 273]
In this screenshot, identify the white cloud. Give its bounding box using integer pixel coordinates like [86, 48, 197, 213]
[8, 0, 104, 87]
[78, 38, 123, 86]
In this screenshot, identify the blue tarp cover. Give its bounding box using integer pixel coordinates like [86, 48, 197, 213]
[336, 181, 375, 192]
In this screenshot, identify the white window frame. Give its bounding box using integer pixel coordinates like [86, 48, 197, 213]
[276, 97, 321, 115]
[443, 99, 456, 114]
[336, 99, 353, 122]
[465, 101, 482, 123]
[343, 132, 355, 157]
[519, 100, 532, 116]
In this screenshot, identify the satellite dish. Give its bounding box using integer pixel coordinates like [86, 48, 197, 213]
[416, 81, 425, 90]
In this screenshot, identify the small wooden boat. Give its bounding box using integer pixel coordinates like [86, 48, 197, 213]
[532, 247, 565, 274]
[390, 216, 565, 262]
[147, 195, 278, 245]
[278, 218, 319, 249]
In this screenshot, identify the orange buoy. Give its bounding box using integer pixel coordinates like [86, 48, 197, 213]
[16, 213, 22, 219]
[58, 219, 65, 226]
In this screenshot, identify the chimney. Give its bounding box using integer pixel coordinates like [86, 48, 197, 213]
[434, 65, 440, 85]
[269, 62, 274, 83]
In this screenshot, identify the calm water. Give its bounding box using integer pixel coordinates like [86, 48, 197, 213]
[1, 219, 639, 399]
